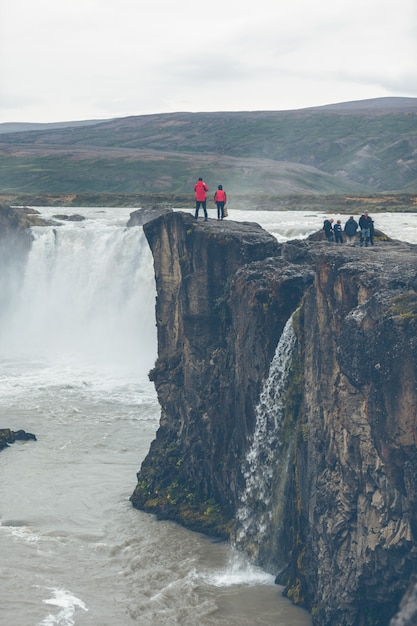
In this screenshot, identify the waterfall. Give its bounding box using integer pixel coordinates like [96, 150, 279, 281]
[234, 316, 297, 565]
[0, 216, 157, 377]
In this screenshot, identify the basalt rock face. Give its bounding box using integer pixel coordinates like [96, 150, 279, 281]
[0, 204, 33, 317]
[131, 211, 417, 625]
[131, 211, 312, 534]
[294, 244, 417, 626]
[0, 204, 33, 251]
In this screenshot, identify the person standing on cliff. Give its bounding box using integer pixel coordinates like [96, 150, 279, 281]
[344, 216, 358, 245]
[194, 177, 209, 221]
[359, 210, 372, 247]
[334, 219, 343, 244]
[323, 218, 334, 243]
[369, 217, 375, 245]
[213, 184, 227, 220]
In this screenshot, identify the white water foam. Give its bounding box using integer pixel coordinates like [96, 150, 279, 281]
[228, 210, 417, 244]
[199, 551, 275, 587]
[0, 216, 156, 377]
[38, 588, 88, 626]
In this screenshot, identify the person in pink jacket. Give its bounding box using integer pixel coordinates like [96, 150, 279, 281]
[194, 177, 209, 221]
[214, 185, 227, 220]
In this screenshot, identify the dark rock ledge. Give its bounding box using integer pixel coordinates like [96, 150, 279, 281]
[0, 429, 37, 451]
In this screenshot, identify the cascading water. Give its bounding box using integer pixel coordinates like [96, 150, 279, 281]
[0, 208, 312, 626]
[3, 208, 413, 625]
[0, 212, 157, 374]
[234, 316, 298, 567]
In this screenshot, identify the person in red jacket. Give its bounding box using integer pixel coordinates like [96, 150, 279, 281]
[194, 177, 209, 221]
[214, 184, 227, 220]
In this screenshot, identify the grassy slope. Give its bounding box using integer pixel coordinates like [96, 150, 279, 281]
[0, 152, 359, 195]
[0, 104, 416, 196]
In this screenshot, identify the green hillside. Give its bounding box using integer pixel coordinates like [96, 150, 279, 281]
[1, 98, 416, 196]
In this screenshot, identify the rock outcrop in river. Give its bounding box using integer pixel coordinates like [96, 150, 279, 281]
[131, 211, 417, 626]
[0, 428, 37, 451]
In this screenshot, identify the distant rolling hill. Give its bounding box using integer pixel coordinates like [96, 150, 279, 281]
[0, 119, 112, 135]
[0, 97, 416, 196]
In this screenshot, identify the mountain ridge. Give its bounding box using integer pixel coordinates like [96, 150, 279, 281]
[2, 97, 416, 131]
[1, 98, 416, 195]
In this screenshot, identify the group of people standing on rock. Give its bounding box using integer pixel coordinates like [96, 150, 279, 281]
[323, 210, 374, 247]
[194, 177, 227, 221]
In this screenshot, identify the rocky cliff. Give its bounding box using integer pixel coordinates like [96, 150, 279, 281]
[0, 204, 34, 317]
[131, 211, 417, 625]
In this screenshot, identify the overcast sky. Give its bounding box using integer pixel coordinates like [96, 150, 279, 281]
[1, 0, 416, 123]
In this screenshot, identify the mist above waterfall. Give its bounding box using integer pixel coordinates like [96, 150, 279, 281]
[0, 210, 157, 377]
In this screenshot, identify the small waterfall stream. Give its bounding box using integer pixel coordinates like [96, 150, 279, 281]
[234, 316, 298, 566]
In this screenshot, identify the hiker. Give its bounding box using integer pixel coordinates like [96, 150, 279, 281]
[344, 216, 359, 244]
[214, 185, 227, 220]
[369, 218, 375, 245]
[334, 220, 343, 244]
[323, 218, 334, 243]
[359, 210, 372, 247]
[194, 177, 209, 221]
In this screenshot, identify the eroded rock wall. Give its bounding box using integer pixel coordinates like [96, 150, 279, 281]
[131, 211, 417, 625]
[131, 211, 312, 533]
[291, 247, 417, 625]
[0, 204, 33, 319]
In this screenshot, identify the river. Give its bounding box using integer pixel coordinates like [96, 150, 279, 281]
[1, 205, 415, 625]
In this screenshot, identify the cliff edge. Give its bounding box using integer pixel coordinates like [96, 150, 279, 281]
[131, 211, 417, 626]
[0, 204, 33, 320]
